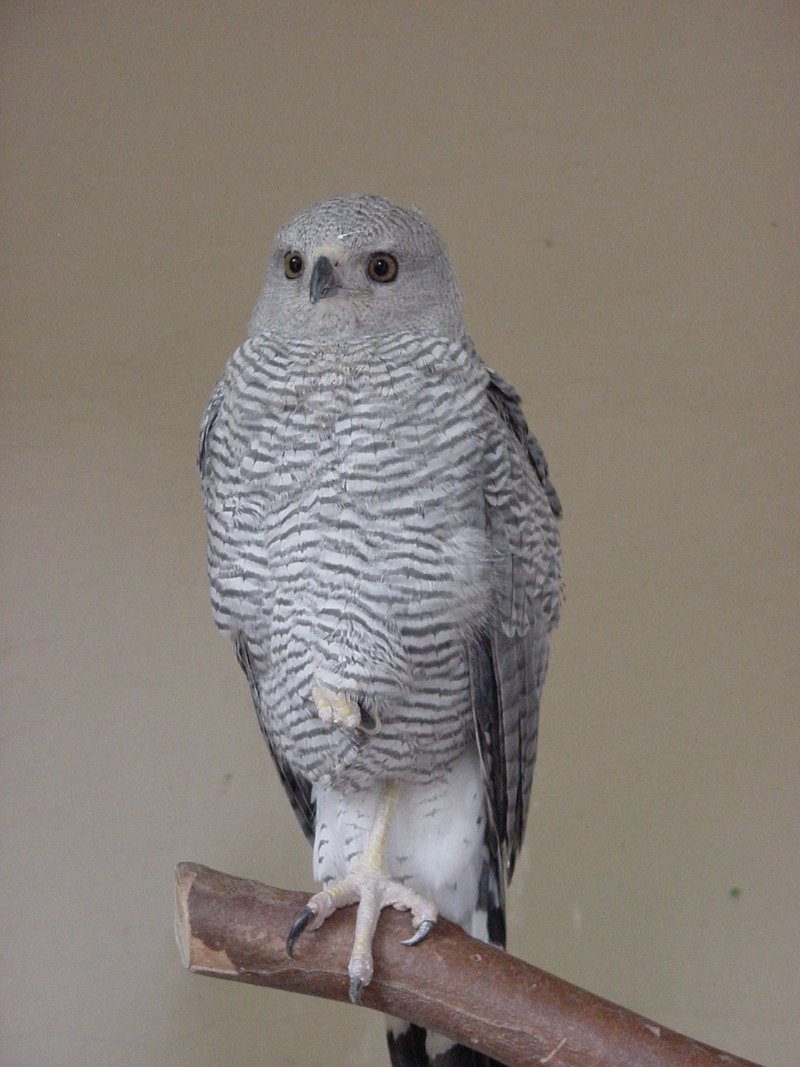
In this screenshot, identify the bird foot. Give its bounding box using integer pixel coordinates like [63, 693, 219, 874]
[312, 680, 380, 734]
[286, 867, 438, 1003]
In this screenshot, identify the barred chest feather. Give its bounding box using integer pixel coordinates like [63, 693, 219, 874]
[202, 332, 497, 788]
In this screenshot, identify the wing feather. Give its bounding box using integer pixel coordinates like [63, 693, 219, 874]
[471, 369, 561, 880]
[198, 375, 227, 480]
[234, 634, 316, 843]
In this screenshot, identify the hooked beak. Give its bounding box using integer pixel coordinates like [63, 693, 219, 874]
[309, 255, 340, 304]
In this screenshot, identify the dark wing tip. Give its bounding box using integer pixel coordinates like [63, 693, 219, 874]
[234, 634, 316, 844]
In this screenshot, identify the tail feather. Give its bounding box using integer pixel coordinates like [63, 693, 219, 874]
[387, 1021, 505, 1067]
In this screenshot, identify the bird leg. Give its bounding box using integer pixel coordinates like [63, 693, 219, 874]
[286, 781, 438, 1004]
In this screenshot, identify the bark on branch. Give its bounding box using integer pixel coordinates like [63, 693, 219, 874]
[174, 863, 761, 1067]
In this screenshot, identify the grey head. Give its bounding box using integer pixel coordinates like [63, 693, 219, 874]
[249, 194, 464, 343]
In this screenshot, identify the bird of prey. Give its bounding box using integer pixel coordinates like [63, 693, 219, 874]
[199, 194, 562, 1067]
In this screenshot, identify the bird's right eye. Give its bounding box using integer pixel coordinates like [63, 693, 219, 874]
[284, 252, 304, 279]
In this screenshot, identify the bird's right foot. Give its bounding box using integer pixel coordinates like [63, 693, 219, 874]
[312, 679, 380, 733]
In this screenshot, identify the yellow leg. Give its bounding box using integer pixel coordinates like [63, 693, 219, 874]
[286, 780, 438, 1004]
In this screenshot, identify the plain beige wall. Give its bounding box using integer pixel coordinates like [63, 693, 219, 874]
[2, 3, 798, 1065]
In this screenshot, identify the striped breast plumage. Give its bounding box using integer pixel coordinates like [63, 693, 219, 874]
[200, 330, 495, 789]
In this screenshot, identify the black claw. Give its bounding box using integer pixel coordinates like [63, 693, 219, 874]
[401, 919, 436, 947]
[286, 906, 314, 957]
[349, 976, 364, 1005]
[358, 705, 380, 733]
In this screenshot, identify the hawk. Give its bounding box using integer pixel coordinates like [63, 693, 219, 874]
[199, 194, 562, 1066]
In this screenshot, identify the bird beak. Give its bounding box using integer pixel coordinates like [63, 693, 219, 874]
[309, 255, 340, 304]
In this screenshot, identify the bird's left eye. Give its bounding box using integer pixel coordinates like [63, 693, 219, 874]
[366, 252, 399, 283]
[284, 251, 304, 279]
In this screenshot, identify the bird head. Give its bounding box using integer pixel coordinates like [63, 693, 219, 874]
[248, 194, 464, 342]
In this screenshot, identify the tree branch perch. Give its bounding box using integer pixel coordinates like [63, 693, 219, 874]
[174, 863, 762, 1067]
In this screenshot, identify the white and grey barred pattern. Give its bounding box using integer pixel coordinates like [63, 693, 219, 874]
[201, 330, 519, 789]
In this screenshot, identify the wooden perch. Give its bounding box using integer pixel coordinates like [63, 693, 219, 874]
[175, 863, 762, 1067]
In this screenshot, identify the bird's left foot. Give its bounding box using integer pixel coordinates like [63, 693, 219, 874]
[286, 867, 437, 1003]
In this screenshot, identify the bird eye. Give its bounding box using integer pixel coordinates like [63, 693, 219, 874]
[284, 251, 304, 279]
[366, 252, 398, 283]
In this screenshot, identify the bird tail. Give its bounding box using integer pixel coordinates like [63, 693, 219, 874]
[386, 1021, 505, 1066]
[385, 836, 507, 1067]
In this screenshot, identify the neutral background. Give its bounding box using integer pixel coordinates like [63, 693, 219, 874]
[2, 4, 797, 1066]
